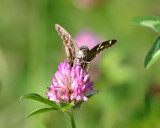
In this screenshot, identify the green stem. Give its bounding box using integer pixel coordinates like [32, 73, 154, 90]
[71, 114, 76, 128]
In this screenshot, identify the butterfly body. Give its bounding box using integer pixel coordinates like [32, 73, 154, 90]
[74, 46, 90, 69]
[55, 24, 117, 69]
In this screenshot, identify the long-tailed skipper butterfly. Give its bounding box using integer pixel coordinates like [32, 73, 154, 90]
[55, 24, 117, 69]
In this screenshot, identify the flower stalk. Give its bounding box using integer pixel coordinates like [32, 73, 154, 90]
[71, 114, 76, 128]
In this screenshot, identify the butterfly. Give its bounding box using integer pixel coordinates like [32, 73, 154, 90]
[55, 24, 117, 69]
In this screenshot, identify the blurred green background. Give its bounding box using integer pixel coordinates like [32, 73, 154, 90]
[1, 0, 160, 128]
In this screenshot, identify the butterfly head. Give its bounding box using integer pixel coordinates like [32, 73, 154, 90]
[79, 45, 89, 53]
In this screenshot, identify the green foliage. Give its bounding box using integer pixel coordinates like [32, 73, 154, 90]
[144, 36, 160, 68]
[132, 16, 160, 33]
[27, 107, 58, 118]
[20, 93, 60, 109]
[21, 93, 77, 117]
[132, 16, 160, 68]
[60, 101, 74, 110]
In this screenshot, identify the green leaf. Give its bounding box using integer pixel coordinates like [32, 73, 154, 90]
[27, 107, 57, 118]
[154, 24, 160, 32]
[61, 101, 74, 111]
[144, 36, 160, 68]
[132, 16, 160, 33]
[59, 102, 69, 108]
[20, 93, 60, 109]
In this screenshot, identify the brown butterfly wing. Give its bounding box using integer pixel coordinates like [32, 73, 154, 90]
[55, 24, 79, 67]
[87, 40, 117, 62]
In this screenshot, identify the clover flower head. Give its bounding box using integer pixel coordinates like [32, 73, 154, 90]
[46, 61, 97, 104]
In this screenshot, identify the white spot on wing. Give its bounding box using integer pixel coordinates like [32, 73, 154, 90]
[97, 43, 102, 51]
[100, 46, 104, 49]
[109, 40, 112, 44]
[99, 43, 102, 47]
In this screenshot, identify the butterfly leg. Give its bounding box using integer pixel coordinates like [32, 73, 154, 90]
[84, 61, 90, 72]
